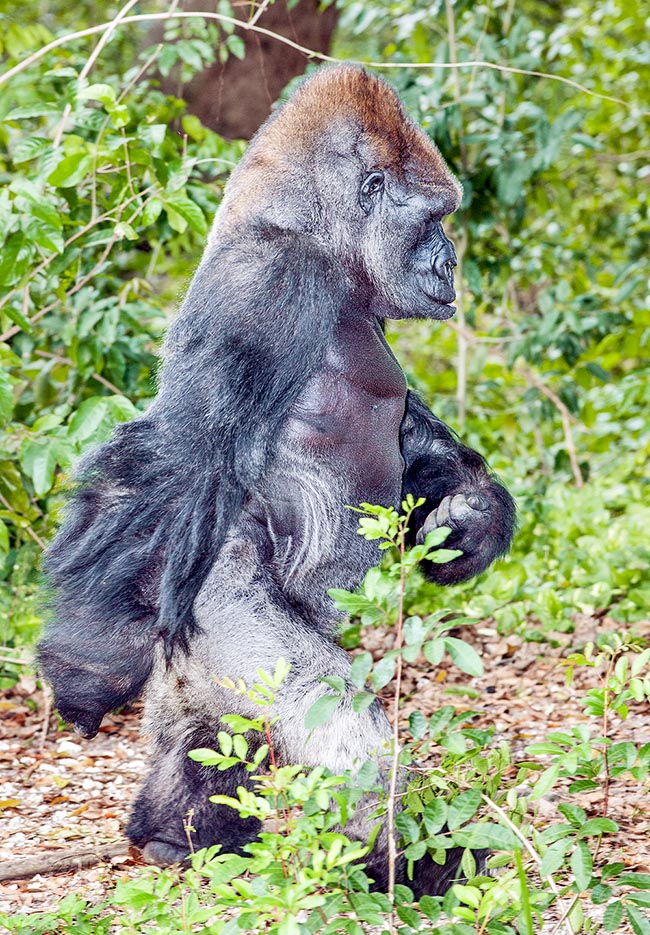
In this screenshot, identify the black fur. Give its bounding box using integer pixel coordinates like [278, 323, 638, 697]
[38, 65, 516, 895]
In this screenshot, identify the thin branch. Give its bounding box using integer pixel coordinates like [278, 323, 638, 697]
[517, 364, 584, 488]
[35, 350, 123, 395]
[52, 0, 140, 148]
[249, 0, 272, 28]
[481, 794, 576, 935]
[0, 491, 46, 549]
[0, 12, 647, 117]
[0, 841, 131, 882]
[0, 654, 31, 666]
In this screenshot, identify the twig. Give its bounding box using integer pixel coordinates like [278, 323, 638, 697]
[386, 516, 409, 932]
[52, 0, 140, 148]
[35, 350, 123, 396]
[517, 365, 583, 488]
[0, 12, 647, 117]
[481, 794, 576, 935]
[0, 841, 131, 882]
[249, 0, 272, 28]
[0, 654, 31, 665]
[0, 491, 46, 548]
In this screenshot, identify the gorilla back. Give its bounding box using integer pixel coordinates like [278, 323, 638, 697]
[38, 66, 515, 895]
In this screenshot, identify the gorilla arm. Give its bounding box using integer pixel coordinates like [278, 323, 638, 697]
[38, 231, 347, 739]
[400, 391, 515, 584]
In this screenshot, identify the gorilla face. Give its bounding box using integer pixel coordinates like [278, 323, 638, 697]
[354, 166, 460, 321]
[215, 65, 462, 321]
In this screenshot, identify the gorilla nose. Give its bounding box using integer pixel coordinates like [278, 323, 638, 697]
[433, 250, 456, 279]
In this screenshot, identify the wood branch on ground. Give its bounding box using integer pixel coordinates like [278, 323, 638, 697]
[0, 841, 130, 882]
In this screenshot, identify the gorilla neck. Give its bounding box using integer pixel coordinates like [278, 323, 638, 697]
[285, 316, 407, 503]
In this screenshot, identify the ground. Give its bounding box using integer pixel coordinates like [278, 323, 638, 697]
[1, 615, 649, 922]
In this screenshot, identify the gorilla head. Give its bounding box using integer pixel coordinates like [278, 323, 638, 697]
[215, 66, 461, 321]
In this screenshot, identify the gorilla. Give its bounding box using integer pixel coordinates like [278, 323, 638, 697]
[38, 66, 515, 896]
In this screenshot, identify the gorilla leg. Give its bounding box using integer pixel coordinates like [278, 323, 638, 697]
[129, 534, 478, 893]
[128, 534, 393, 865]
[126, 721, 259, 865]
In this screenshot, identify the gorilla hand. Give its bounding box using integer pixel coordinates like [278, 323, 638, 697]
[416, 489, 514, 585]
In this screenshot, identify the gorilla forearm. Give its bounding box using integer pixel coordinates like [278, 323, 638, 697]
[400, 391, 515, 584]
[38, 625, 154, 739]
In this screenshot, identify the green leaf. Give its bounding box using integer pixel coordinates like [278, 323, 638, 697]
[423, 798, 447, 835]
[12, 137, 51, 164]
[4, 103, 60, 120]
[142, 197, 163, 227]
[627, 906, 650, 935]
[47, 153, 92, 188]
[226, 34, 246, 60]
[395, 813, 420, 844]
[164, 193, 207, 235]
[350, 651, 372, 688]
[67, 398, 109, 443]
[351, 691, 375, 713]
[370, 655, 395, 690]
[428, 706, 455, 737]
[21, 439, 59, 496]
[0, 369, 13, 426]
[530, 762, 561, 801]
[602, 901, 624, 932]
[539, 839, 572, 877]
[395, 905, 421, 928]
[447, 789, 482, 830]
[0, 519, 9, 554]
[304, 694, 340, 731]
[423, 638, 444, 666]
[570, 841, 593, 892]
[619, 873, 650, 888]
[418, 895, 441, 922]
[444, 637, 484, 677]
[78, 83, 117, 106]
[578, 818, 619, 837]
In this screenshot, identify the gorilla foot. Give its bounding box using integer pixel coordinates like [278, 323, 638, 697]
[141, 839, 189, 868]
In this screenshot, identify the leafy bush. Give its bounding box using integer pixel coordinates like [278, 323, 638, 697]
[0, 12, 244, 655]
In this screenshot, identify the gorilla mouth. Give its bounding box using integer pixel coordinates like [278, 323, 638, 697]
[418, 272, 457, 318]
[427, 298, 456, 320]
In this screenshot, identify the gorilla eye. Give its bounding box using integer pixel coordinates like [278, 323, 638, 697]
[359, 171, 385, 214]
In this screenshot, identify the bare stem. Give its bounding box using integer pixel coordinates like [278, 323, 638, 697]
[0, 12, 644, 116]
[445, 0, 468, 174]
[517, 365, 583, 488]
[386, 516, 409, 931]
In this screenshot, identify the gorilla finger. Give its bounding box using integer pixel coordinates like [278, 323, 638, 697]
[447, 493, 480, 525]
[466, 492, 490, 512]
[416, 508, 442, 544]
[434, 495, 453, 527]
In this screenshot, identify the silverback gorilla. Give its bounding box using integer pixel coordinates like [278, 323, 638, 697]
[38, 66, 515, 895]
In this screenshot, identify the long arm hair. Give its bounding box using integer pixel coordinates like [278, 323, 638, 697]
[39, 230, 346, 731]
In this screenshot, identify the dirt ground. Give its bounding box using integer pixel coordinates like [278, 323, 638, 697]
[1, 616, 649, 922]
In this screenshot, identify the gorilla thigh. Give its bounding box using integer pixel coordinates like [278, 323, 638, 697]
[127, 533, 394, 870]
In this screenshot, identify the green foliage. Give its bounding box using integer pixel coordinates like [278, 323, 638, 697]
[0, 12, 245, 651]
[4, 503, 649, 933]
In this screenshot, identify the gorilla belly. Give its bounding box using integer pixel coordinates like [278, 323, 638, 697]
[284, 316, 407, 504]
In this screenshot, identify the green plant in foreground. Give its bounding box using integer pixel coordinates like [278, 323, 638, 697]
[2, 503, 649, 933]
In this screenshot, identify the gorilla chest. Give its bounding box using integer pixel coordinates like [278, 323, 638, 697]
[285, 318, 407, 497]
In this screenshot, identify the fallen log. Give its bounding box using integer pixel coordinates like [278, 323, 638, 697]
[0, 840, 131, 882]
